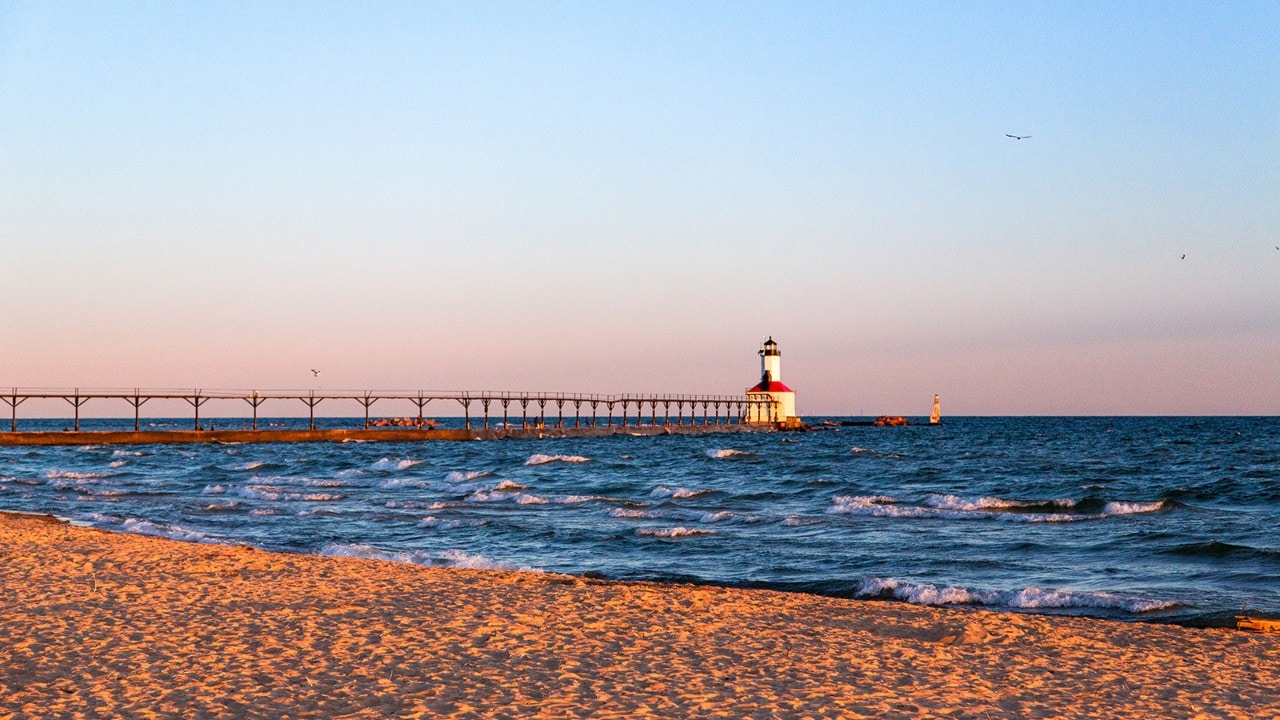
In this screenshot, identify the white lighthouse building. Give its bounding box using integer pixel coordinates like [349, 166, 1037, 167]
[746, 337, 797, 424]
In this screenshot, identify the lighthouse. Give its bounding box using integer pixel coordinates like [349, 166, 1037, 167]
[746, 337, 797, 423]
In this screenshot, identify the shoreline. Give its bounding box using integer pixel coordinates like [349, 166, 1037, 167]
[9, 511, 1245, 630]
[1, 511, 1276, 718]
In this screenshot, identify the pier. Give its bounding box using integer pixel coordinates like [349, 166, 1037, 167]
[0, 388, 781, 446]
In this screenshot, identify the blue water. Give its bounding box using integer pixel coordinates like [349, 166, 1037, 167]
[2, 416, 1277, 626]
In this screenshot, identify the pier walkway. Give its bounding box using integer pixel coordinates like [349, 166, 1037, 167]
[0, 388, 780, 446]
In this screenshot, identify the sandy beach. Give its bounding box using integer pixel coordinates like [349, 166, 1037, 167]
[0, 511, 1275, 719]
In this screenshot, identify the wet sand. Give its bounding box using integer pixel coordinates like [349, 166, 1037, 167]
[1, 511, 1275, 719]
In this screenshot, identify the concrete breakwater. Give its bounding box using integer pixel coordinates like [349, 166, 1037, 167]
[0, 422, 773, 447]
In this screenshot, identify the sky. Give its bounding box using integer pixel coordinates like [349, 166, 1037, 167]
[2, 1, 1277, 417]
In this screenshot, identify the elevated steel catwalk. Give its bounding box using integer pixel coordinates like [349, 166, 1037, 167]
[2, 388, 780, 433]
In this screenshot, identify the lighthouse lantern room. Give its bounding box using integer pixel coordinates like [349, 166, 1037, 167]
[746, 336, 796, 423]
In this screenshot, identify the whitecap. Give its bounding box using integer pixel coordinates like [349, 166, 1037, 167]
[860, 577, 1180, 614]
[559, 495, 605, 504]
[466, 489, 546, 505]
[385, 500, 454, 510]
[525, 454, 590, 466]
[699, 511, 759, 524]
[859, 577, 998, 606]
[370, 458, 422, 472]
[117, 518, 223, 545]
[609, 508, 654, 519]
[238, 485, 345, 502]
[301, 478, 346, 488]
[635, 527, 716, 539]
[831, 494, 1158, 524]
[924, 494, 1079, 512]
[44, 470, 103, 480]
[1101, 501, 1166, 516]
[651, 486, 711, 499]
[705, 448, 753, 459]
[320, 543, 537, 572]
[419, 517, 489, 530]
[782, 515, 824, 527]
[445, 470, 491, 482]
[378, 478, 431, 489]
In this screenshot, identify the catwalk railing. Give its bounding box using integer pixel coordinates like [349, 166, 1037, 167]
[1, 388, 780, 432]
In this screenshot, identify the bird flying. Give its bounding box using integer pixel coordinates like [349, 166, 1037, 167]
[1005, 134, 1031, 140]
[1180, 254, 1186, 260]
[310, 369, 321, 377]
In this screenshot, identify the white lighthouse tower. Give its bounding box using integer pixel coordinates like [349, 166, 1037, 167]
[746, 337, 797, 424]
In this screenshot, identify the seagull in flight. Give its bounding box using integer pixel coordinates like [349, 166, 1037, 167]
[1180, 254, 1186, 260]
[310, 369, 321, 377]
[1006, 134, 1032, 140]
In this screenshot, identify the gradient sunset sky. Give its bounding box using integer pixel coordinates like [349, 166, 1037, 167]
[2, 2, 1277, 416]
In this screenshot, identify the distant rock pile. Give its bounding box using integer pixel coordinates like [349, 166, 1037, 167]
[872, 416, 908, 427]
[369, 417, 437, 428]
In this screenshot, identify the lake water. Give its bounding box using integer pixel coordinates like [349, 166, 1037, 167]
[2, 415, 1276, 626]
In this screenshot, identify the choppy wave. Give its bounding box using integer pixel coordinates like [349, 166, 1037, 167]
[239, 485, 345, 502]
[320, 543, 537, 571]
[699, 510, 761, 524]
[559, 495, 606, 504]
[1166, 541, 1280, 564]
[829, 494, 1169, 523]
[370, 458, 422, 472]
[651, 486, 712, 499]
[636, 527, 716, 539]
[858, 577, 1180, 614]
[783, 515, 825, 527]
[377, 478, 431, 489]
[466, 489, 547, 505]
[82, 514, 224, 545]
[44, 470, 104, 480]
[706, 448, 754, 459]
[525, 454, 590, 466]
[445, 470, 491, 482]
[419, 517, 490, 530]
[384, 499, 454, 510]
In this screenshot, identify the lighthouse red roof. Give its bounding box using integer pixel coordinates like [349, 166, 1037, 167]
[747, 378, 793, 394]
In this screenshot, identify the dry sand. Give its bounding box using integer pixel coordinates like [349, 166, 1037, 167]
[0, 512, 1275, 719]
